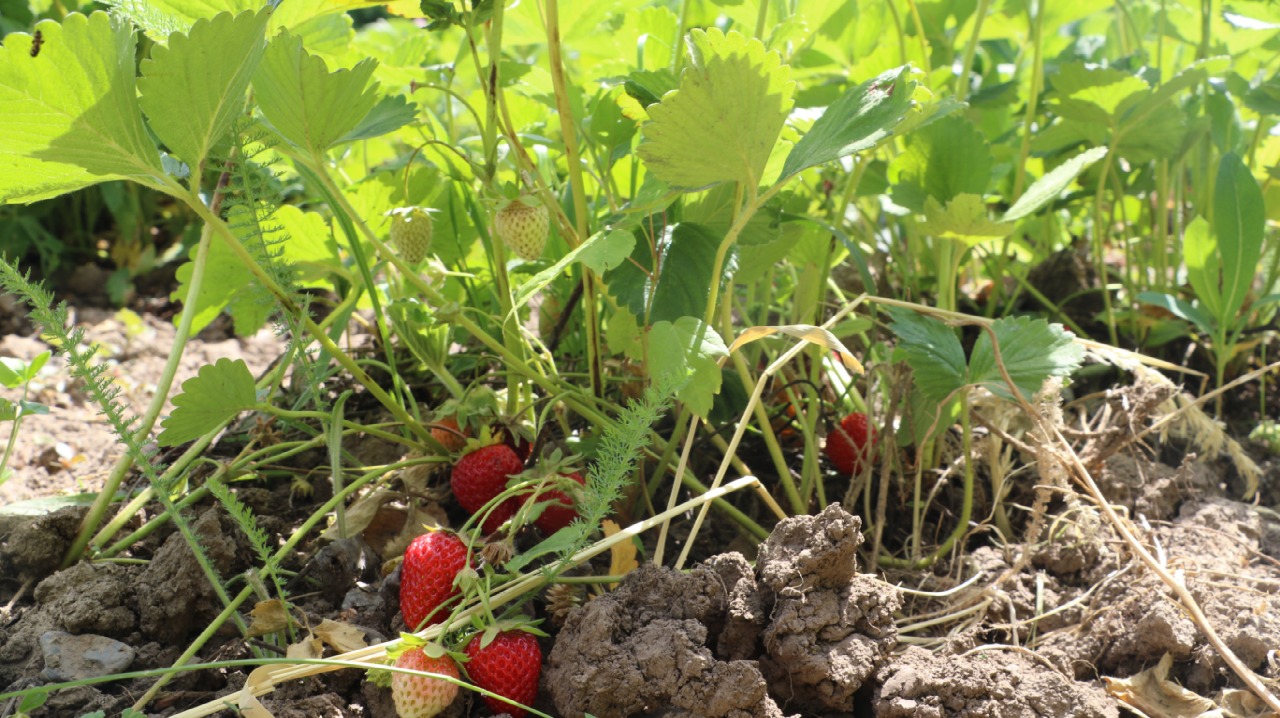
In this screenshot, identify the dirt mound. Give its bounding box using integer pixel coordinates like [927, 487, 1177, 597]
[546, 504, 899, 717]
[874, 646, 1117, 717]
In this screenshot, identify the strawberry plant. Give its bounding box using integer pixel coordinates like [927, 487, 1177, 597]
[0, 1, 1277, 716]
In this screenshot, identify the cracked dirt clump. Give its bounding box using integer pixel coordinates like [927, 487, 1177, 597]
[544, 561, 787, 718]
[874, 647, 1118, 717]
[546, 503, 900, 718]
[757, 503, 900, 712]
[135, 507, 240, 643]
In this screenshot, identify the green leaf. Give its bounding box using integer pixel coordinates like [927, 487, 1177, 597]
[102, 0, 258, 40]
[1182, 215, 1221, 320]
[779, 65, 917, 182]
[886, 308, 967, 404]
[1002, 147, 1107, 222]
[1213, 152, 1266, 324]
[252, 29, 379, 160]
[388, 299, 449, 369]
[158, 357, 257, 446]
[1049, 62, 1149, 122]
[1135, 291, 1216, 334]
[0, 12, 163, 204]
[337, 93, 417, 144]
[968, 316, 1084, 402]
[137, 10, 270, 171]
[0, 398, 16, 422]
[918, 194, 1013, 244]
[889, 115, 991, 211]
[0, 358, 21, 388]
[509, 229, 635, 321]
[606, 222, 727, 323]
[636, 28, 794, 190]
[171, 203, 279, 335]
[649, 317, 728, 418]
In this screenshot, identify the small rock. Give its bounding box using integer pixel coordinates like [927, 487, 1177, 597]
[39, 631, 135, 682]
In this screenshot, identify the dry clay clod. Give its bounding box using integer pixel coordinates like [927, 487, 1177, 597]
[545, 503, 901, 718]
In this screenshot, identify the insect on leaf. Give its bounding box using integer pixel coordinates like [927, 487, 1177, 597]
[0, 12, 163, 203]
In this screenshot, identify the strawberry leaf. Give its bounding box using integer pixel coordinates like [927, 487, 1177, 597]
[0, 12, 164, 203]
[886, 308, 967, 404]
[890, 114, 992, 212]
[137, 9, 271, 171]
[918, 194, 1012, 244]
[252, 29, 379, 160]
[649, 317, 727, 418]
[636, 28, 793, 190]
[968, 317, 1084, 402]
[779, 65, 918, 183]
[159, 358, 258, 446]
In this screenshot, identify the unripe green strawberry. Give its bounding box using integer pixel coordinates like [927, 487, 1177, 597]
[493, 198, 549, 262]
[388, 206, 434, 264]
[392, 646, 459, 718]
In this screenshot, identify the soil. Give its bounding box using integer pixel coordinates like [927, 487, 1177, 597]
[4, 297, 1280, 718]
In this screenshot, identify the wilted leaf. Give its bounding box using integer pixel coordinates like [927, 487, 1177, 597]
[729, 324, 864, 373]
[313, 619, 368, 653]
[246, 599, 290, 638]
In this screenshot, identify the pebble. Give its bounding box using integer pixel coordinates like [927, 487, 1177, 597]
[39, 631, 135, 682]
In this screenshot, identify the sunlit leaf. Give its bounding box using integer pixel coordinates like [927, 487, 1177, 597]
[1003, 147, 1107, 222]
[138, 9, 270, 171]
[779, 65, 917, 182]
[159, 357, 258, 446]
[0, 12, 163, 203]
[1182, 216, 1221, 321]
[890, 115, 991, 211]
[637, 28, 794, 190]
[252, 29, 379, 160]
[918, 194, 1012, 243]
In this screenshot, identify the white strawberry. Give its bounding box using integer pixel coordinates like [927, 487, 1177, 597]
[391, 646, 459, 718]
[493, 197, 549, 262]
[387, 206, 434, 264]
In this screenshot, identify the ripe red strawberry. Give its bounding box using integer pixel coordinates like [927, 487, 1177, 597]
[493, 198, 549, 262]
[400, 531, 469, 629]
[532, 472, 585, 534]
[388, 206, 434, 264]
[392, 647, 459, 718]
[432, 416, 468, 453]
[825, 411, 877, 476]
[463, 630, 542, 718]
[451, 444, 526, 533]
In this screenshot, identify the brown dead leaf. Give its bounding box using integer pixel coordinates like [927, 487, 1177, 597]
[728, 324, 864, 374]
[603, 519, 638, 588]
[286, 635, 323, 660]
[320, 486, 398, 541]
[1104, 653, 1216, 717]
[313, 619, 368, 654]
[246, 599, 290, 638]
[240, 665, 279, 718]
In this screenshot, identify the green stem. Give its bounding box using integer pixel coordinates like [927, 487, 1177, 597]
[62, 188, 218, 568]
[881, 392, 974, 569]
[954, 0, 991, 103]
[545, 0, 603, 397]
